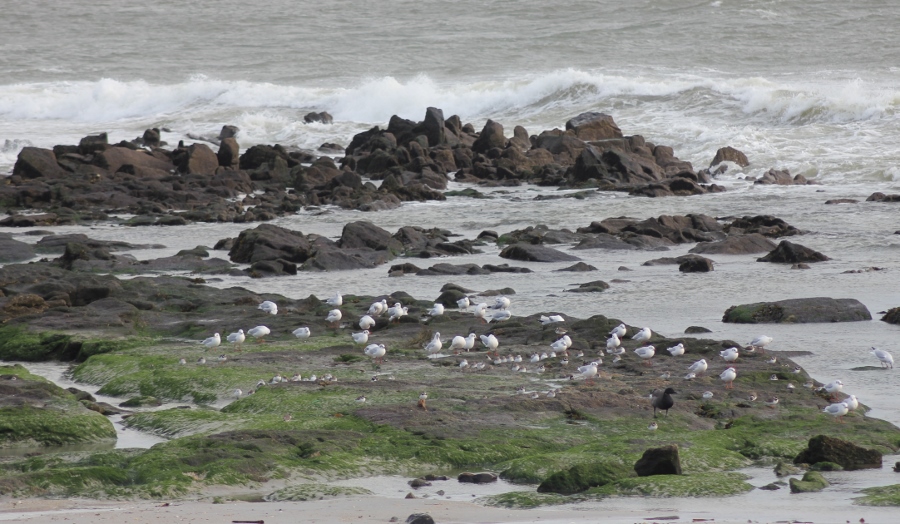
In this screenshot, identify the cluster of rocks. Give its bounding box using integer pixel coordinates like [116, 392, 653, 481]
[2, 109, 772, 227]
[343, 108, 728, 197]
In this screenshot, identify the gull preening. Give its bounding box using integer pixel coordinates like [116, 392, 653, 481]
[540, 314, 565, 325]
[871, 347, 894, 369]
[325, 291, 342, 307]
[823, 402, 849, 423]
[632, 327, 652, 344]
[720, 367, 737, 389]
[551, 335, 572, 352]
[387, 302, 407, 322]
[472, 302, 489, 322]
[292, 327, 311, 339]
[359, 315, 376, 330]
[258, 300, 278, 315]
[368, 299, 388, 317]
[666, 343, 684, 357]
[606, 334, 620, 353]
[247, 325, 270, 342]
[426, 303, 444, 317]
[424, 332, 443, 357]
[201, 333, 221, 350]
[449, 333, 476, 353]
[364, 343, 386, 364]
[480, 333, 499, 353]
[486, 310, 512, 323]
[325, 309, 342, 328]
[490, 296, 511, 310]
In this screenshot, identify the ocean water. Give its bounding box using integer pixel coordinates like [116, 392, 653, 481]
[1, 0, 900, 511]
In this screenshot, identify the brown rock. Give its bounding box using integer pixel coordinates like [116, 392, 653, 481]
[565, 112, 623, 141]
[710, 146, 749, 167]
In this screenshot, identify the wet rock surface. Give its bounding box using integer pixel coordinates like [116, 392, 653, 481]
[794, 435, 882, 470]
[723, 297, 872, 324]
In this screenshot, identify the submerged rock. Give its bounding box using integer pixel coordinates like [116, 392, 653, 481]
[881, 307, 900, 325]
[757, 240, 830, 263]
[723, 297, 872, 324]
[499, 243, 580, 262]
[789, 471, 829, 493]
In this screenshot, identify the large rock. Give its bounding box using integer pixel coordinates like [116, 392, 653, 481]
[757, 240, 830, 263]
[13, 147, 67, 179]
[472, 120, 507, 153]
[679, 255, 714, 273]
[228, 224, 311, 264]
[789, 471, 830, 493]
[499, 243, 580, 262]
[710, 146, 749, 167]
[422, 107, 446, 147]
[882, 307, 900, 325]
[178, 143, 219, 175]
[94, 146, 174, 174]
[537, 462, 632, 494]
[0, 235, 36, 263]
[338, 221, 403, 254]
[634, 444, 682, 476]
[405, 514, 435, 524]
[565, 112, 623, 141]
[689, 234, 776, 255]
[723, 297, 872, 324]
[794, 435, 882, 470]
[217, 138, 240, 169]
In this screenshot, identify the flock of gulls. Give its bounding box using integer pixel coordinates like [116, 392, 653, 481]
[194, 292, 894, 426]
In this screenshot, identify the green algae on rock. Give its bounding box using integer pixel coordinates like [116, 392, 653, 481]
[536, 462, 633, 494]
[855, 484, 900, 506]
[789, 471, 829, 493]
[265, 483, 373, 501]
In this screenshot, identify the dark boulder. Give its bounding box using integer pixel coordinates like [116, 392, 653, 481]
[794, 435, 882, 470]
[13, 147, 67, 179]
[457, 472, 498, 484]
[757, 240, 829, 263]
[679, 255, 714, 273]
[565, 112, 623, 141]
[689, 234, 776, 255]
[565, 280, 610, 293]
[723, 297, 872, 324]
[556, 262, 597, 272]
[866, 192, 900, 202]
[472, 120, 507, 153]
[422, 107, 446, 147]
[684, 326, 712, 334]
[228, 224, 311, 264]
[217, 138, 240, 169]
[78, 133, 109, 155]
[499, 243, 579, 262]
[724, 215, 802, 238]
[0, 235, 36, 263]
[304, 111, 333, 124]
[882, 307, 900, 325]
[710, 146, 749, 167]
[634, 445, 682, 476]
[338, 221, 403, 254]
[405, 514, 435, 524]
[94, 146, 174, 174]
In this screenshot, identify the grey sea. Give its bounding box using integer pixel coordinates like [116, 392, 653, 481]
[2, 1, 900, 521]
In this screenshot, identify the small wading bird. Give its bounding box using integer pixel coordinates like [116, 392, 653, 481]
[650, 387, 676, 417]
[418, 391, 428, 410]
[258, 300, 278, 315]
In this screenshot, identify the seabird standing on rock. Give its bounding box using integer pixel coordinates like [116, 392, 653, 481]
[325, 291, 342, 307]
[871, 347, 894, 369]
[490, 296, 511, 310]
[480, 333, 499, 354]
[351, 330, 369, 345]
[650, 387, 676, 417]
[667, 343, 684, 357]
[388, 303, 408, 323]
[457, 296, 470, 311]
[227, 329, 245, 350]
[540, 314, 565, 325]
[634, 345, 656, 366]
[720, 347, 739, 362]
[424, 332, 442, 357]
[720, 367, 737, 389]
[577, 361, 600, 383]
[687, 358, 708, 376]
[293, 327, 311, 339]
[609, 323, 627, 339]
[364, 343, 386, 364]
[368, 299, 388, 317]
[426, 303, 444, 317]
[749, 335, 772, 353]
[201, 333, 221, 350]
[258, 300, 278, 315]
[823, 402, 849, 423]
[247, 325, 270, 343]
[845, 394, 860, 411]
[822, 379, 844, 401]
[487, 310, 512, 323]
[606, 333, 620, 353]
[632, 327, 652, 344]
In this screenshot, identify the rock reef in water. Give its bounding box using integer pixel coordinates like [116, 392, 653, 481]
[723, 297, 872, 324]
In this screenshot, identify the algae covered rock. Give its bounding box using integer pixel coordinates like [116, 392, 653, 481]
[855, 484, 900, 506]
[793, 435, 882, 470]
[882, 307, 900, 325]
[634, 445, 682, 477]
[774, 461, 802, 477]
[789, 471, 829, 493]
[722, 297, 872, 324]
[0, 366, 116, 448]
[537, 462, 632, 494]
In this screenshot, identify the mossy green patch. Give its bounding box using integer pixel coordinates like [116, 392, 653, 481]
[264, 483, 372, 501]
[0, 325, 76, 361]
[0, 405, 116, 448]
[855, 484, 900, 506]
[789, 471, 829, 493]
[591, 472, 754, 497]
[537, 461, 634, 494]
[481, 490, 575, 508]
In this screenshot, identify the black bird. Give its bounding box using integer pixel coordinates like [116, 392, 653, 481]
[651, 387, 676, 418]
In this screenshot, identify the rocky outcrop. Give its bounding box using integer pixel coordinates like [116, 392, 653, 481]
[866, 192, 900, 202]
[789, 471, 829, 493]
[689, 233, 776, 255]
[565, 280, 610, 293]
[710, 146, 749, 168]
[758, 240, 830, 263]
[794, 435, 882, 470]
[499, 243, 580, 262]
[537, 462, 632, 494]
[882, 307, 900, 325]
[634, 445, 682, 476]
[0, 234, 36, 263]
[753, 168, 816, 185]
[723, 297, 872, 324]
